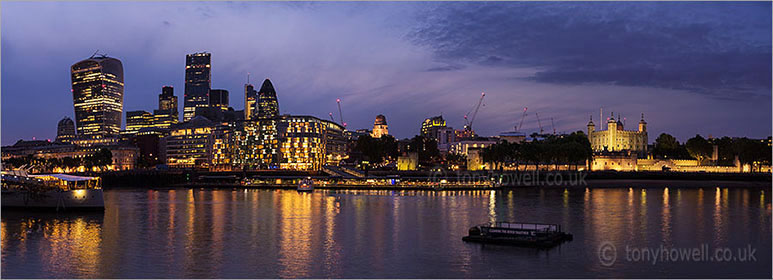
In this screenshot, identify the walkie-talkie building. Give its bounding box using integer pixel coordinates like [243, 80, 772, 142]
[183, 52, 211, 122]
[70, 54, 124, 138]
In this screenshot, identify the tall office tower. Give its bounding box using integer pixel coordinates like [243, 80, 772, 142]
[126, 110, 154, 134]
[71, 54, 124, 138]
[257, 79, 279, 119]
[209, 89, 229, 111]
[183, 52, 211, 122]
[159, 86, 177, 112]
[244, 83, 257, 120]
[153, 86, 179, 128]
[56, 116, 76, 143]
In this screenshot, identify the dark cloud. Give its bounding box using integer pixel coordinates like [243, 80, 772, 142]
[426, 64, 465, 72]
[410, 2, 772, 98]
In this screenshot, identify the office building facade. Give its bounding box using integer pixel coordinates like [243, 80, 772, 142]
[70, 55, 124, 138]
[183, 52, 211, 121]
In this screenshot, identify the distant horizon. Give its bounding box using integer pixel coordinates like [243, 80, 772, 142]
[2, 2, 771, 145]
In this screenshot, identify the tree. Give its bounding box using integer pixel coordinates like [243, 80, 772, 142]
[685, 134, 712, 165]
[407, 136, 440, 167]
[653, 133, 679, 158]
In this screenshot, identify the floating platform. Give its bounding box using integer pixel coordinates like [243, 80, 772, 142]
[462, 222, 573, 248]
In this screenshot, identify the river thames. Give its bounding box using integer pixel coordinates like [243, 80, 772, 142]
[1, 187, 770, 278]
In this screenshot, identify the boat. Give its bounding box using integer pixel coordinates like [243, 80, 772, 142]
[462, 222, 573, 248]
[1, 168, 104, 210]
[297, 177, 314, 192]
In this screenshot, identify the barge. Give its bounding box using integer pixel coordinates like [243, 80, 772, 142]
[462, 222, 573, 248]
[1, 169, 104, 210]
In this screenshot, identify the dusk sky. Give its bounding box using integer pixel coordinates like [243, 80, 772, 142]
[2, 1, 771, 146]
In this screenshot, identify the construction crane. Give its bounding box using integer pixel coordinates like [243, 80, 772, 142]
[536, 112, 544, 134]
[336, 98, 346, 128]
[463, 92, 486, 131]
[551, 117, 556, 135]
[516, 107, 528, 132]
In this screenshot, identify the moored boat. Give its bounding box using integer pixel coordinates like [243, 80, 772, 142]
[462, 222, 573, 248]
[297, 177, 314, 192]
[1, 170, 104, 210]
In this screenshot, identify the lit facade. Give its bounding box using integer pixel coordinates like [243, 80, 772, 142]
[56, 117, 76, 143]
[421, 115, 447, 137]
[231, 118, 280, 170]
[588, 113, 648, 157]
[126, 110, 154, 134]
[162, 116, 216, 168]
[71, 55, 124, 138]
[153, 86, 178, 128]
[277, 115, 326, 170]
[449, 138, 498, 156]
[322, 119, 347, 165]
[257, 79, 279, 119]
[371, 114, 389, 138]
[244, 83, 257, 120]
[183, 52, 211, 122]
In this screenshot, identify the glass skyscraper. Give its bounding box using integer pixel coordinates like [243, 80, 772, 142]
[244, 83, 257, 120]
[209, 89, 229, 111]
[70, 55, 124, 138]
[257, 79, 279, 119]
[183, 52, 211, 122]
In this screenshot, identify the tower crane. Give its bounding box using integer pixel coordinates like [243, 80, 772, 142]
[536, 112, 544, 134]
[551, 117, 556, 135]
[463, 92, 486, 131]
[516, 107, 528, 132]
[336, 98, 346, 128]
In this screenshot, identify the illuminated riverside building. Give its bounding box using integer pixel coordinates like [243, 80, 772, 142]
[322, 119, 347, 165]
[71, 54, 124, 138]
[183, 52, 211, 121]
[162, 116, 219, 168]
[126, 110, 154, 134]
[588, 113, 648, 157]
[257, 79, 279, 119]
[277, 115, 326, 170]
[153, 86, 178, 128]
[56, 117, 76, 143]
[244, 83, 257, 120]
[371, 115, 389, 138]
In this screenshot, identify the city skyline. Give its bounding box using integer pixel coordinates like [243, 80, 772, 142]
[2, 2, 771, 146]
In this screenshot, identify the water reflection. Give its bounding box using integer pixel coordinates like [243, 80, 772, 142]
[1, 187, 770, 278]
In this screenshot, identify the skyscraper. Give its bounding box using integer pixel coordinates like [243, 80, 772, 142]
[257, 79, 279, 119]
[159, 86, 177, 112]
[183, 52, 211, 122]
[126, 110, 154, 134]
[56, 116, 76, 143]
[209, 89, 229, 111]
[153, 86, 179, 129]
[71, 54, 124, 138]
[244, 83, 257, 120]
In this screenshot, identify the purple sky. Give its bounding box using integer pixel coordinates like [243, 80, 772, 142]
[2, 2, 771, 146]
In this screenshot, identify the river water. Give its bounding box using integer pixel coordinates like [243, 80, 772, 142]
[1, 187, 770, 278]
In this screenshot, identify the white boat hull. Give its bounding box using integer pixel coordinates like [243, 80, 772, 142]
[1, 189, 104, 210]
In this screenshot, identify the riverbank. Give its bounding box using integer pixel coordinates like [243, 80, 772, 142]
[93, 169, 770, 189]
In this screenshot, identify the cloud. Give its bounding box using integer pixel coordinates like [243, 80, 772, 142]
[409, 2, 772, 99]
